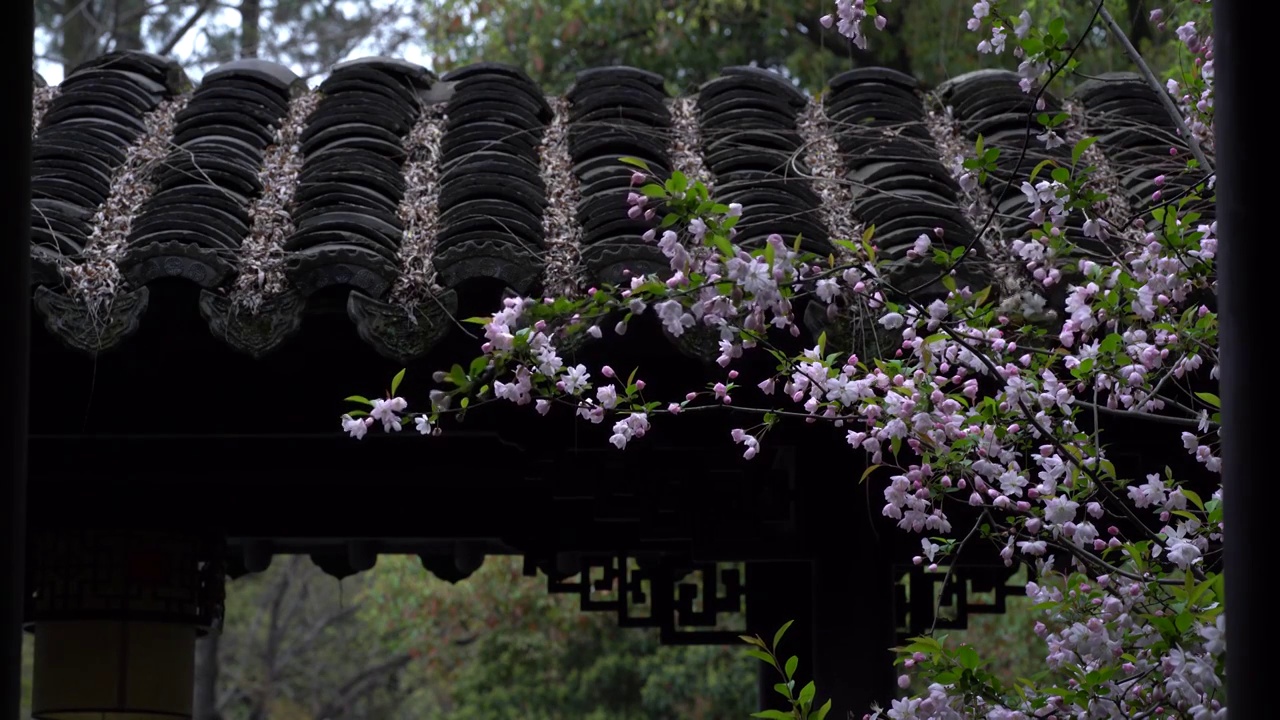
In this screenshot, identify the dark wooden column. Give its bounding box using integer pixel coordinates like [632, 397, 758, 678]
[811, 539, 897, 715]
[1, 5, 34, 720]
[801, 447, 898, 717]
[1215, 0, 1267, 716]
[746, 561, 813, 711]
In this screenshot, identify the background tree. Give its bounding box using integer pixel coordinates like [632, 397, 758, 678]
[416, 0, 1186, 91]
[35, 0, 1191, 89]
[34, 0, 423, 82]
[205, 555, 421, 720]
[359, 555, 759, 719]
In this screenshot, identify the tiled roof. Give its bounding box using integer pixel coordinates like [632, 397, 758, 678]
[29, 51, 1209, 360]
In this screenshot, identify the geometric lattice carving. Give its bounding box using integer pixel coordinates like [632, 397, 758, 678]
[24, 530, 226, 633]
[894, 563, 1023, 643]
[531, 554, 747, 645]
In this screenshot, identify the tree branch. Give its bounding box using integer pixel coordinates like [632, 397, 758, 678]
[311, 653, 416, 720]
[1097, 5, 1214, 173]
[158, 0, 215, 56]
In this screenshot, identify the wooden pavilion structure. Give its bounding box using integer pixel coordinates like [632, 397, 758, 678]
[18, 49, 1196, 717]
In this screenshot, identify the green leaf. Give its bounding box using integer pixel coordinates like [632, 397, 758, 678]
[1194, 392, 1220, 408]
[739, 635, 767, 648]
[971, 285, 992, 307]
[344, 395, 374, 406]
[745, 648, 777, 667]
[750, 711, 793, 720]
[462, 315, 491, 325]
[957, 645, 980, 670]
[668, 170, 689, 193]
[1050, 166, 1071, 184]
[618, 156, 650, 171]
[859, 464, 881, 483]
[785, 655, 799, 679]
[797, 681, 816, 706]
[640, 184, 667, 198]
[448, 364, 468, 386]
[812, 699, 833, 720]
[1072, 136, 1097, 166]
[1100, 333, 1125, 354]
[772, 620, 795, 651]
[1029, 158, 1057, 181]
[389, 368, 406, 396]
[1182, 488, 1205, 511]
[711, 234, 735, 257]
[773, 682, 792, 698]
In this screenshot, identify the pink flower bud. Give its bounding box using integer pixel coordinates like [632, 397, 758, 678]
[630, 171, 646, 186]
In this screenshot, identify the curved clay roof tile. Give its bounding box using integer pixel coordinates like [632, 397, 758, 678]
[27, 51, 1208, 361]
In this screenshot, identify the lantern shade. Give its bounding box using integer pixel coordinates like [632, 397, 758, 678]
[32, 621, 196, 720]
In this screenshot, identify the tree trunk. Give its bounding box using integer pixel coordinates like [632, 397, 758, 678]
[60, 0, 96, 75]
[194, 633, 222, 720]
[1126, 0, 1153, 49]
[110, 0, 147, 51]
[240, 0, 261, 59]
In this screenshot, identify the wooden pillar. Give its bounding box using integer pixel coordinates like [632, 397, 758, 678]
[1, 5, 34, 720]
[1215, 0, 1267, 716]
[800, 446, 898, 717]
[810, 540, 896, 716]
[746, 561, 812, 711]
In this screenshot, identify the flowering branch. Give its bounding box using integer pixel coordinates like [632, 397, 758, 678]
[338, 2, 1226, 718]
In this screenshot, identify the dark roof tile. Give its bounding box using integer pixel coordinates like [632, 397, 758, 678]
[26, 52, 1206, 360]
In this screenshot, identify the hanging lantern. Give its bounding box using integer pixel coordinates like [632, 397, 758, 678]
[25, 530, 225, 720]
